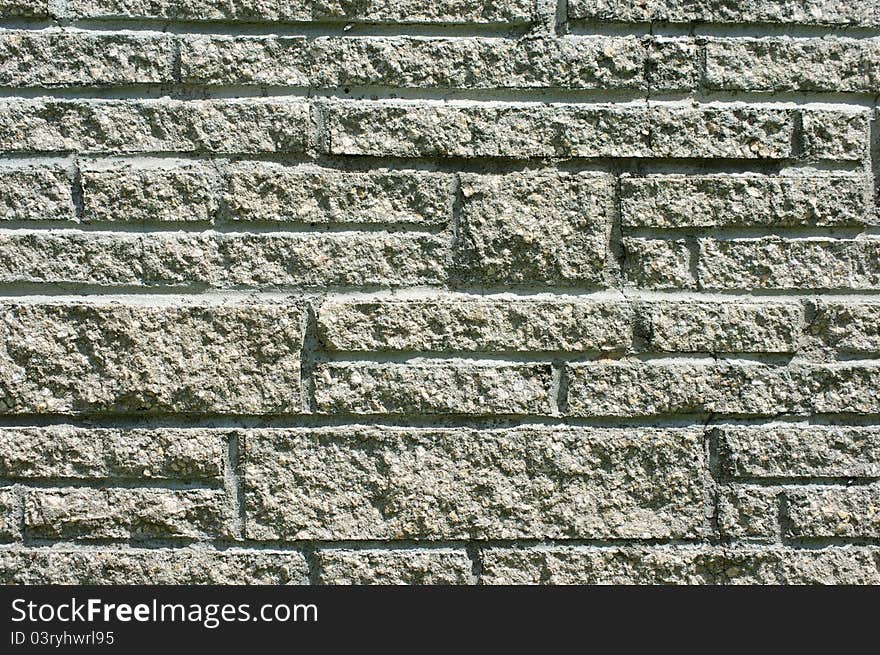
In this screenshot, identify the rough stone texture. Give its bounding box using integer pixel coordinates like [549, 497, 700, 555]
[24, 487, 232, 540]
[697, 238, 869, 291]
[313, 363, 553, 415]
[0, 302, 303, 415]
[567, 363, 880, 418]
[316, 550, 472, 584]
[0, 166, 74, 222]
[455, 172, 612, 286]
[481, 547, 880, 584]
[621, 175, 870, 228]
[325, 103, 795, 159]
[1, 1, 878, 586]
[567, 0, 880, 27]
[317, 297, 632, 353]
[801, 110, 871, 161]
[0, 548, 310, 584]
[705, 38, 880, 93]
[181, 36, 699, 91]
[0, 32, 175, 87]
[0, 231, 449, 288]
[621, 238, 693, 289]
[245, 427, 709, 540]
[0, 426, 225, 480]
[809, 302, 880, 353]
[0, 99, 310, 154]
[67, 0, 536, 23]
[0, 489, 17, 541]
[638, 301, 801, 353]
[787, 488, 880, 538]
[718, 486, 780, 539]
[717, 425, 880, 479]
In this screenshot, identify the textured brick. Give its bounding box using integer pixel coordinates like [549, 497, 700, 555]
[0, 99, 310, 154]
[454, 172, 612, 286]
[568, 0, 880, 27]
[0, 426, 225, 480]
[24, 488, 232, 540]
[221, 164, 452, 226]
[481, 546, 880, 584]
[0, 31, 175, 87]
[0, 548, 310, 584]
[68, 0, 536, 23]
[801, 110, 871, 161]
[697, 238, 864, 290]
[326, 103, 794, 159]
[313, 363, 553, 416]
[718, 486, 780, 539]
[0, 302, 303, 415]
[317, 297, 632, 353]
[0, 489, 16, 542]
[81, 166, 221, 223]
[717, 425, 880, 479]
[181, 36, 656, 90]
[706, 38, 880, 93]
[621, 175, 870, 228]
[810, 302, 880, 353]
[787, 487, 880, 538]
[245, 427, 709, 540]
[0, 231, 449, 288]
[316, 550, 472, 585]
[0, 1, 49, 17]
[0, 166, 74, 222]
[638, 301, 801, 353]
[622, 238, 693, 289]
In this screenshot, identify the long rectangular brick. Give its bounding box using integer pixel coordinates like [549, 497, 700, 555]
[0, 548, 310, 584]
[0, 302, 303, 415]
[0, 31, 175, 87]
[480, 546, 880, 584]
[0, 427, 225, 480]
[621, 175, 871, 228]
[0, 166, 74, 222]
[706, 38, 880, 93]
[326, 103, 795, 159]
[313, 362, 553, 416]
[316, 549, 472, 585]
[0, 231, 449, 287]
[568, 0, 880, 27]
[454, 171, 612, 285]
[68, 0, 536, 23]
[24, 488, 232, 540]
[810, 302, 880, 353]
[0, 489, 16, 542]
[181, 35, 697, 91]
[317, 297, 633, 353]
[0, 99, 310, 154]
[638, 301, 801, 353]
[787, 487, 880, 538]
[717, 425, 880, 479]
[697, 238, 868, 290]
[245, 427, 709, 540]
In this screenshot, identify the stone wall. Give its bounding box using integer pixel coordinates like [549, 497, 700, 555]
[0, 0, 879, 584]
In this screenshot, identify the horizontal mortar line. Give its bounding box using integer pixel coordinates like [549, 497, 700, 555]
[622, 227, 876, 239]
[0, 221, 448, 234]
[0, 414, 877, 431]
[568, 19, 880, 39]
[0, 18, 534, 38]
[0, 478, 222, 490]
[0, 85, 875, 108]
[719, 477, 880, 486]
[780, 537, 880, 548]
[312, 352, 803, 365]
